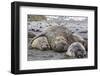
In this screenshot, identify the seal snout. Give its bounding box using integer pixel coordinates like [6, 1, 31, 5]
[66, 42, 87, 58]
[41, 44, 49, 50]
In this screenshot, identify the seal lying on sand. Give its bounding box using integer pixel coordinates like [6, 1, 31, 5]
[31, 36, 50, 50]
[31, 26, 86, 52]
[66, 42, 87, 58]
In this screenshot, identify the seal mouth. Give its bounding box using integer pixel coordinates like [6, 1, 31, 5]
[75, 50, 86, 58]
[41, 45, 49, 50]
[54, 42, 67, 52]
[77, 55, 84, 58]
[42, 48, 47, 50]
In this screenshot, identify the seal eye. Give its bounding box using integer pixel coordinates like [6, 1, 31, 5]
[75, 49, 84, 58]
[57, 39, 60, 41]
[46, 44, 48, 47]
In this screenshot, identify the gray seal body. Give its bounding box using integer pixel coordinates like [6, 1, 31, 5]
[66, 42, 87, 58]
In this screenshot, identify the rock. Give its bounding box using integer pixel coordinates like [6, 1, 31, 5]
[79, 30, 88, 33]
[36, 29, 41, 32]
[40, 26, 42, 28]
[32, 29, 35, 31]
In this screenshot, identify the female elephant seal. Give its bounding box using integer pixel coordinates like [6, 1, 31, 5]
[31, 26, 86, 52]
[31, 36, 50, 50]
[66, 42, 87, 58]
[72, 33, 88, 51]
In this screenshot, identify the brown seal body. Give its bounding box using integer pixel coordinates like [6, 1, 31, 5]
[66, 42, 87, 58]
[31, 36, 50, 50]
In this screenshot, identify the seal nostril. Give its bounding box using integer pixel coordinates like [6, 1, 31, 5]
[61, 43, 66, 46]
[77, 55, 83, 58]
[42, 47, 47, 50]
[78, 56, 81, 58]
[84, 54, 87, 57]
[46, 44, 48, 47]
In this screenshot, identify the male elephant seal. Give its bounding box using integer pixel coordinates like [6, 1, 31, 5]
[66, 42, 87, 58]
[31, 26, 72, 52]
[31, 26, 86, 52]
[31, 36, 50, 50]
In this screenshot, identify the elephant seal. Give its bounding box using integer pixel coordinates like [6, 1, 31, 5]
[31, 26, 72, 52]
[30, 26, 86, 52]
[66, 42, 87, 58]
[31, 36, 50, 50]
[72, 33, 87, 50]
[72, 33, 85, 43]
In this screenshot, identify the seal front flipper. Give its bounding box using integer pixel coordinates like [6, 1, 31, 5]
[30, 32, 46, 44]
